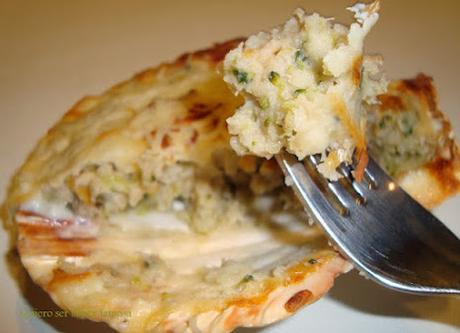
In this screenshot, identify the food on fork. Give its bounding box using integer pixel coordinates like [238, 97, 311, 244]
[224, 1, 386, 180]
[3, 3, 460, 333]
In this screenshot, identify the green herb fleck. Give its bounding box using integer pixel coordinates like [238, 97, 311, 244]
[404, 127, 413, 136]
[378, 114, 392, 129]
[131, 276, 141, 285]
[308, 258, 318, 265]
[263, 118, 271, 127]
[174, 195, 186, 203]
[241, 274, 254, 283]
[294, 88, 306, 96]
[401, 114, 416, 137]
[268, 71, 281, 85]
[233, 68, 250, 84]
[295, 49, 307, 68]
[258, 96, 270, 110]
[65, 202, 75, 212]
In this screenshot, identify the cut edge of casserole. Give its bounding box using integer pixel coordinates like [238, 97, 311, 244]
[368, 73, 460, 208]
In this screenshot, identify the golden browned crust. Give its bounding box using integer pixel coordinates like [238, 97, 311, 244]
[377, 74, 460, 208]
[3, 38, 245, 225]
[400, 75, 460, 196]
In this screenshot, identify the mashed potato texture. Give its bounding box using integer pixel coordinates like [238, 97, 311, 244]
[224, 1, 386, 179]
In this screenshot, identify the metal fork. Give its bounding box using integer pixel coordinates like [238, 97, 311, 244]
[276, 151, 460, 295]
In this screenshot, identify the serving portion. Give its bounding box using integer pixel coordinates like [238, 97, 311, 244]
[224, 1, 386, 180]
[5, 40, 352, 333]
[3, 3, 460, 333]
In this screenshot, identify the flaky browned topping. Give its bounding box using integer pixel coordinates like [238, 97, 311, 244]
[180, 103, 223, 123]
[3, 37, 246, 216]
[401, 75, 459, 191]
[284, 289, 313, 313]
[352, 55, 363, 87]
[131, 39, 244, 85]
[370, 73, 460, 206]
[426, 156, 460, 203]
[400, 74, 438, 112]
[396, 74, 454, 144]
[177, 38, 245, 64]
[377, 94, 405, 111]
[161, 134, 172, 149]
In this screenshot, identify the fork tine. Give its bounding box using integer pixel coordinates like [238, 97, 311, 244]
[276, 151, 350, 236]
[304, 156, 350, 216]
[306, 157, 365, 208]
[328, 178, 366, 207]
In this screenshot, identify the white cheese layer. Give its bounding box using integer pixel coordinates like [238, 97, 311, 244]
[21, 192, 74, 220]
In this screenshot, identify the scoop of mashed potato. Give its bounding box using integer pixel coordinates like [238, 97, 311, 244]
[224, 1, 386, 179]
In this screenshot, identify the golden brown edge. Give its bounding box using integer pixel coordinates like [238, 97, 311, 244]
[1, 38, 245, 235]
[384, 74, 460, 208]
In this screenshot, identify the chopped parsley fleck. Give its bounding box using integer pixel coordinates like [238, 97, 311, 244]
[294, 88, 306, 96]
[400, 113, 416, 137]
[263, 118, 271, 127]
[268, 71, 281, 85]
[241, 274, 254, 283]
[65, 202, 75, 212]
[308, 258, 318, 265]
[232, 68, 250, 84]
[174, 195, 186, 203]
[403, 126, 413, 136]
[295, 49, 308, 68]
[378, 114, 392, 129]
[359, 66, 365, 89]
[258, 96, 270, 110]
